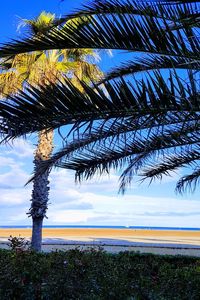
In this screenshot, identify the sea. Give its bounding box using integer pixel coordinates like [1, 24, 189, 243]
[0, 225, 200, 231]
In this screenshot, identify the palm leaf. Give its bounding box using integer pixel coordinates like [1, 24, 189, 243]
[0, 2, 199, 59]
[100, 55, 200, 83]
[55, 121, 200, 174]
[140, 149, 200, 181]
[175, 168, 200, 193]
[55, 0, 199, 27]
[0, 0, 199, 194]
[27, 107, 200, 184]
[0, 69, 199, 138]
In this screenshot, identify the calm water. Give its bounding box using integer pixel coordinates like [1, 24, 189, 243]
[0, 225, 200, 231]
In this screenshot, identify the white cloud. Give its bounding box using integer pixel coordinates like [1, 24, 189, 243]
[0, 188, 31, 205]
[51, 200, 93, 210]
[0, 156, 19, 168]
[0, 161, 30, 189]
[0, 143, 200, 227]
[50, 168, 122, 194]
[47, 171, 200, 227]
[2, 138, 34, 158]
[0, 148, 32, 206]
[47, 210, 95, 224]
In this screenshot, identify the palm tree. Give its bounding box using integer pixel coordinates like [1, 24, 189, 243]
[0, 0, 199, 200]
[0, 11, 102, 251]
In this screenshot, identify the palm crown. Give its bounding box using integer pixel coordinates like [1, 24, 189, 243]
[0, 0, 199, 194]
[0, 12, 102, 96]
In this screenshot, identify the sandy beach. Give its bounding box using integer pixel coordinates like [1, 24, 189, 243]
[1, 227, 200, 256]
[0, 227, 200, 244]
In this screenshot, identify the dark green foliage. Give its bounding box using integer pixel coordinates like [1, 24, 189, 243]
[0, 248, 200, 299]
[8, 235, 30, 251]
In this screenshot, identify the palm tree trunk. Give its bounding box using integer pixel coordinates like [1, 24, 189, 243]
[31, 217, 43, 252]
[29, 129, 53, 251]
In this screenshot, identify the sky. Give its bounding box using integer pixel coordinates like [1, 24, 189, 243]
[0, 0, 200, 228]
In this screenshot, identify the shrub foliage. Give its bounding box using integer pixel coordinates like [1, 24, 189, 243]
[0, 248, 200, 299]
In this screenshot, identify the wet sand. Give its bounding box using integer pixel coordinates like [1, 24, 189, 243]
[1, 228, 200, 256]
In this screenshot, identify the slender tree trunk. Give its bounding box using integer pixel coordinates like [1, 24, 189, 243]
[31, 217, 43, 252]
[29, 129, 53, 252]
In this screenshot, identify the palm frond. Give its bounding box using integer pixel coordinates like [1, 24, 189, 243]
[0, 69, 199, 138]
[0, 0, 199, 194]
[55, 0, 200, 27]
[33, 118, 200, 191]
[175, 167, 200, 193]
[118, 121, 200, 192]
[0, 3, 199, 59]
[168, 14, 200, 29]
[100, 55, 200, 83]
[140, 149, 200, 181]
[30, 109, 199, 180]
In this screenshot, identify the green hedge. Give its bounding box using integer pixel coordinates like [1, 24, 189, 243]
[0, 248, 200, 299]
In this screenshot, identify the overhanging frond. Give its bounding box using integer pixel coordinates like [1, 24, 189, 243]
[35, 120, 200, 189]
[0, 4, 199, 59]
[0, 0, 199, 195]
[175, 167, 200, 193]
[55, 0, 200, 27]
[0, 69, 199, 138]
[100, 55, 200, 83]
[140, 149, 200, 181]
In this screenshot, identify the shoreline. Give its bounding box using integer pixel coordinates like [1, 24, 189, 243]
[1, 226, 200, 232]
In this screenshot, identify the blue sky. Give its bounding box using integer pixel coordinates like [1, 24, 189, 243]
[0, 0, 200, 227]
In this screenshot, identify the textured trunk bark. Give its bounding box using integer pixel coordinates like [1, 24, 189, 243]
[29, 129, 53, 252]
[31, 217, 43, 252]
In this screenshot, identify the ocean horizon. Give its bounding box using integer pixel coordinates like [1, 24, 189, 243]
[0, 225, 200, 231]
